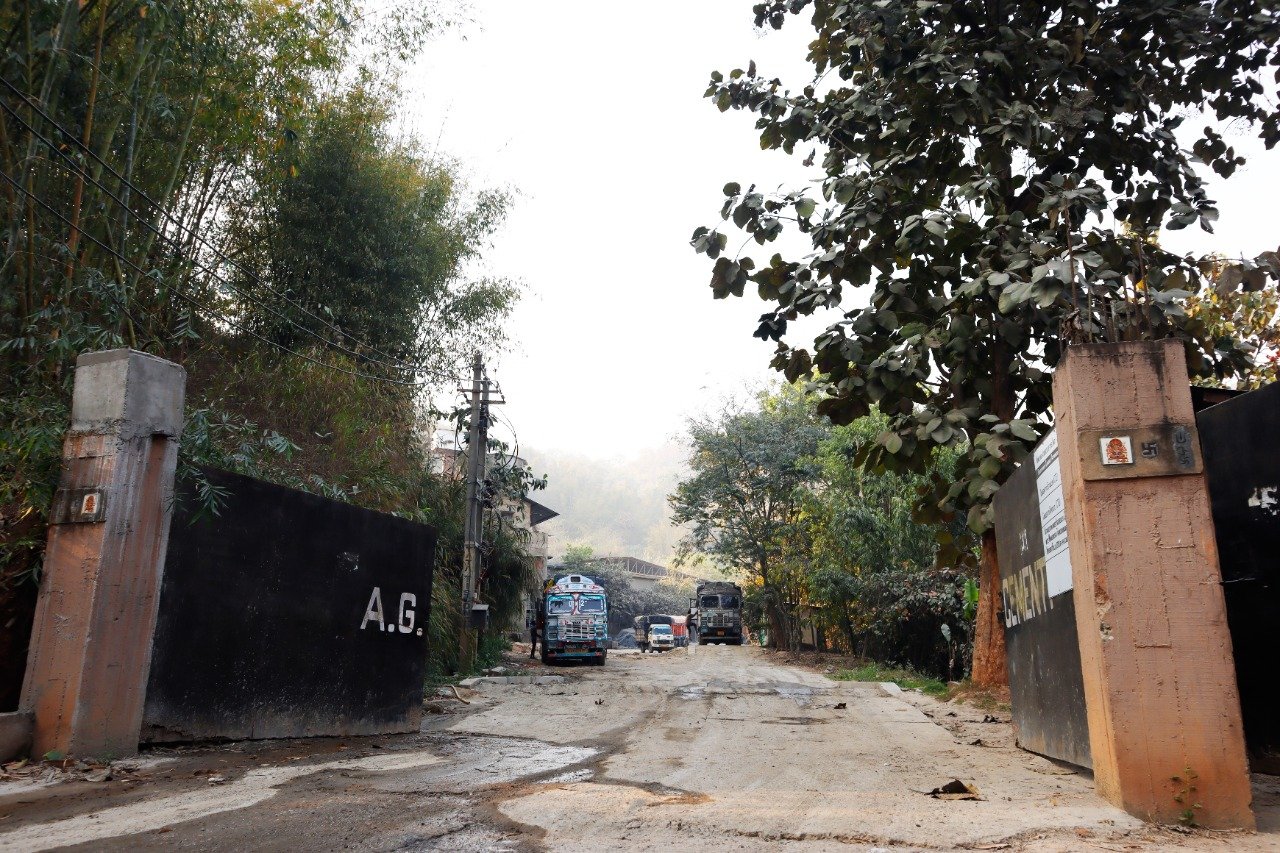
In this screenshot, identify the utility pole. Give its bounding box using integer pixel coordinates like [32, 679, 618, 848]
[459, 352, 490, 671]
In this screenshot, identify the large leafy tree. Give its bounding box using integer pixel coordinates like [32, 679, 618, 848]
[693, 0, 1280, 684]
[669, 387, 829, 649]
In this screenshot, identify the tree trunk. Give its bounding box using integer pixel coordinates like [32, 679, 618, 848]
[970, 529, 1008, 687]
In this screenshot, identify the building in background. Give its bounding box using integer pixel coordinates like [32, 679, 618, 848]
[429, 429, 558, 630]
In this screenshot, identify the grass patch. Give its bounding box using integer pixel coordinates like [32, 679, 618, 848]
[829, 663, 949, 698]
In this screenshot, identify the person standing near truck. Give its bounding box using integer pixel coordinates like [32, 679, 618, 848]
[527, 609, 538, 658]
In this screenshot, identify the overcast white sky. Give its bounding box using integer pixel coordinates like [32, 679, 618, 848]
[403, 1, 1280, 460]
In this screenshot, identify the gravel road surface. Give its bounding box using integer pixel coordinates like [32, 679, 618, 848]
[0, 643, 1275, 851]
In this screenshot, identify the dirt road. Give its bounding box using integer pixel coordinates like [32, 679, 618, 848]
[0, 644, 1275, 851]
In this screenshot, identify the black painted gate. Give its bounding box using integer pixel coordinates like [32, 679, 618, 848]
[143, 467, 435, 742]
[992, 429, 1091, 769]
[1198, 382, 1280, 770]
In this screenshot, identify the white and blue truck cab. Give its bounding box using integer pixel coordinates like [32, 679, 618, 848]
[539, 575, 609, 665]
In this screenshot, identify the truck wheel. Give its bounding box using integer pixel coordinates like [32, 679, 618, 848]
[540, 648, 551, 665]
[596, 650, 607, 665]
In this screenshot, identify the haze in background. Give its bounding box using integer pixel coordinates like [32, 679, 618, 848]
[528, 442, 686, 564]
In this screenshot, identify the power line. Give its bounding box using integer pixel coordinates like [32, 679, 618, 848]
[1, 75, 453, 380]
[0, 166, 445, 388]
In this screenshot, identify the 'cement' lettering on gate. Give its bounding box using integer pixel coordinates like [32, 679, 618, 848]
[1001, 557, 1052, 628]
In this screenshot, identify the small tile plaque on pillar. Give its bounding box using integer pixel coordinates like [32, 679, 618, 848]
[1078, 423, 1203, 481]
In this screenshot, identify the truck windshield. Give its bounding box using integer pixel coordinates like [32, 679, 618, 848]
[547, 595, 574, 614]
[651, 626, 671, 634]
[699, 595, 719, 608]
[578, 596, 605, 614]
[721, 595, 740, 609]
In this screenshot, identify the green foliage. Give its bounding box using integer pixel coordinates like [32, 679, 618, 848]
[227, 85, 519, 375]
[669, 385, 828, 648]
[669, 387, 971, 673]
[829, 663, 949, 699]
[0, 0, 529, 697]
[963, 578, 980, 622]
[804, 413, 978, 676]
[694, 0, 1280, 541]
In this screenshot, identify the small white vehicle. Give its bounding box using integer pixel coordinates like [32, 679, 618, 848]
[647, 624, 675, 652]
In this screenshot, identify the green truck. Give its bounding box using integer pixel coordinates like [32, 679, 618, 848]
[693, 580, 744, 645]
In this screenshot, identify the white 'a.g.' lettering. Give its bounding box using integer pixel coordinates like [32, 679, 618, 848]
[398, 592, 416, 633]
[360, 586, 385, 631]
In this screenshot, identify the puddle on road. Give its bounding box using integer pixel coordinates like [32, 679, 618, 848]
[763, 716, 828, 725]
[0, 736, 599, 852]
[674, 681, 823, 704]
[544, 768, 595, 784]
[366, 735, 598, 794]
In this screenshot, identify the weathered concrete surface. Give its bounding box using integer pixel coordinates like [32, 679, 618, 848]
[0, 711, 32, 763]
[0, 644, 1275, 851]
[1053, 340, 1253, 829]
[20, 349, 185, 761]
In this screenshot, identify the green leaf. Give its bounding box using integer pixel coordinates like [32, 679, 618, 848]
[1009, 420, 1038, 442]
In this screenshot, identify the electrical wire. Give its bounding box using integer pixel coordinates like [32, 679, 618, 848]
[0, 166, 445, 388]
[1, 75, 458, 381]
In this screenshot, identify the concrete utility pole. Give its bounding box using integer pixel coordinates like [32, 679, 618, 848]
[459, 353, 489, 670]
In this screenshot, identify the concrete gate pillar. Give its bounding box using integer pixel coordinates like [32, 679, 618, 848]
[1052, 340, 1252, 829]
[20, 349, 185, 759]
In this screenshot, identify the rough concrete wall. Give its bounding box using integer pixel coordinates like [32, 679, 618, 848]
[20, 350, 183, 760]
[1053, 340, 1252, 829]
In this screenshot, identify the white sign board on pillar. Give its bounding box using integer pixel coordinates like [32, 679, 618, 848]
[1034, 429, 1072, 598]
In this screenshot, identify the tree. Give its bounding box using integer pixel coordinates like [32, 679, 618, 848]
[803, 414, 978, 678]
[669, 386, 828, 649]
[693, 0, 1280, 685]
[225, 85, 518, 377]
[1186, 272, 1280, 390]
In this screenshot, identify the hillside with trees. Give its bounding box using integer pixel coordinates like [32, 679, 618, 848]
[669, 384, 978, 679]
[0, 0, 534, 698]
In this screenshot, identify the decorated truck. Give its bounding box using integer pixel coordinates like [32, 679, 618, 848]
[540, 575, 609, 665]
[693, 580, 744, 644]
